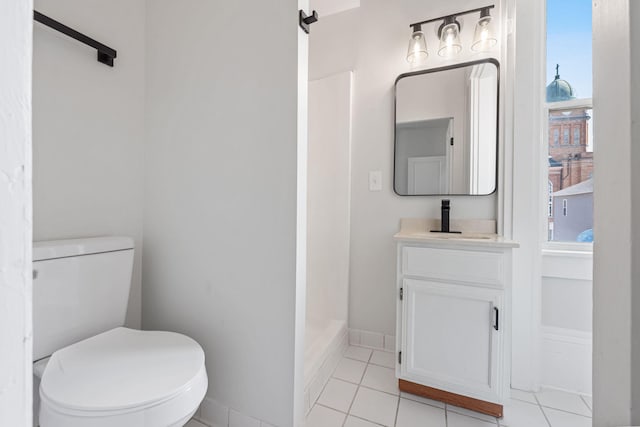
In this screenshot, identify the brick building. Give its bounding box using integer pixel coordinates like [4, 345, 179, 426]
[546, 66, 593, 241]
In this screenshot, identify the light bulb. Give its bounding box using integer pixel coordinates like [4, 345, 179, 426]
[406, 24, 428, 64]
[471, 10, 497, 52]
[438, 19, 462, 58]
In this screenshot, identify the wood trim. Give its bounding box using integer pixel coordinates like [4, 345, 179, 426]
[399, 379, 503, 418]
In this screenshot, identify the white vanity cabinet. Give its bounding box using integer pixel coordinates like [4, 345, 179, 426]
[394, 222, 518, 418]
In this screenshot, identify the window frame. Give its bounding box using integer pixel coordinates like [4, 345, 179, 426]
[542, 97, 593, 252]
[548, 180, 554, 217]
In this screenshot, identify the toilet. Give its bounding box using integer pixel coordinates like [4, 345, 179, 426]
[32, 237, 207, 427]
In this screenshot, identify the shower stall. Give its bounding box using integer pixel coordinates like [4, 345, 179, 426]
[304, 71, 352, 411]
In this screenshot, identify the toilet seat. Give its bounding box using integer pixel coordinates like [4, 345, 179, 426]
[39, 327, 207, 427]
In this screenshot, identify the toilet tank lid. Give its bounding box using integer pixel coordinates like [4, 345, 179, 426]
[33, 237, 134, 261]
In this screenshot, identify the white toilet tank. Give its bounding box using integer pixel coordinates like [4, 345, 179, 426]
[33, 237, 135, 361]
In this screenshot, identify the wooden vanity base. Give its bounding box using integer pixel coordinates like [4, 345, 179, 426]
[399, 379, 503, 418]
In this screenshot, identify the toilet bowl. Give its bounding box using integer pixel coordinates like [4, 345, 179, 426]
[36, 328, 207, 427]
[32, 237, 207, 427]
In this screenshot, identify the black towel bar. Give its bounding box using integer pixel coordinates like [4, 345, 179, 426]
[34, 11, 117, 67]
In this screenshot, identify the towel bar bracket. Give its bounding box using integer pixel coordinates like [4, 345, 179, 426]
[34, 10, 117, 67]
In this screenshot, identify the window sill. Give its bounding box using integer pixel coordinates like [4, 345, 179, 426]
[542, 242, 593, 257]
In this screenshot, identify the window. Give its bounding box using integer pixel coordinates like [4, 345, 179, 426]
[545, 0, 593, 244]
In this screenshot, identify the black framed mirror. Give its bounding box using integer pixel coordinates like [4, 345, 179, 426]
[394, 58, 499, 196]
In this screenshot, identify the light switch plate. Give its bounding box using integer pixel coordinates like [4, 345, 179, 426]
[369, 171, 382, 191]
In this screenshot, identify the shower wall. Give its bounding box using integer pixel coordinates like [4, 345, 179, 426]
[305, 71, 352, 396]
[306, 71, 352, 330]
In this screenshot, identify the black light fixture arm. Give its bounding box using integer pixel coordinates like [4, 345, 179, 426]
[409, 4, 494, 28]
[34, 11, 117, 67]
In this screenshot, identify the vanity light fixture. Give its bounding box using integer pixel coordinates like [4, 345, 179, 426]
[406, 5, 496, 63]
[437, 16, 462, 58]
[407, 24, 429, 64]
[471, 7, 498, 51]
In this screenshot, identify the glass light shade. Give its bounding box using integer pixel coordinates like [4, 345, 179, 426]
[406, 30, 428, 64]
[437, 22, 462, 57]
[471, 15, 497, 52]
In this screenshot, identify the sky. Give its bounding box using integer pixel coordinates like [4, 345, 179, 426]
[546, 0, 592, 99]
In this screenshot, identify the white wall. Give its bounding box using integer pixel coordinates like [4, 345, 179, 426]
[309, 0, 500, 337]
[509, 0, 544, 390]
[295, 3, 310, 423]
[632, 1, 640, 421]
[32, 0, 146, 327]
[542, 278, 591, 332]
[540, 251, 592, 394]
[142, 1, 302, 426]
[311, 0, 360, 18]
[0, 0, 33, 425]
[593, 0, 639, 424]
[307, 72, 352, 328]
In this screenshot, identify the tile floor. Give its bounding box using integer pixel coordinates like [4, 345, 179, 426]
[185, 419, 207, 427]
[306, 346, 593, 427]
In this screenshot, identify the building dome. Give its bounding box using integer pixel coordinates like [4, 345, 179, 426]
[546, 64, 575, 102]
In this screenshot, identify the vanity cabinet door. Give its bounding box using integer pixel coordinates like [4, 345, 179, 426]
[400, 278, 503, 403]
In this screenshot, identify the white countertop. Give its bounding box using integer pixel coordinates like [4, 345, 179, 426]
[394, 219, 519, 249]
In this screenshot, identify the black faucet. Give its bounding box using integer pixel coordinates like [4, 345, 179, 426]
[431, 199, 461, 233]
[441, 199, 450, 232]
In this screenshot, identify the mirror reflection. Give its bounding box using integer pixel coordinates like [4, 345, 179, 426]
[394, 59, 499, 196]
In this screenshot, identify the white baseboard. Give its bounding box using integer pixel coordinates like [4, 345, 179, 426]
[540, 326, 592, 395]
[303, 328, 348, 415]
[195, 397, 276, 427]
[348, 328, 395, 352]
